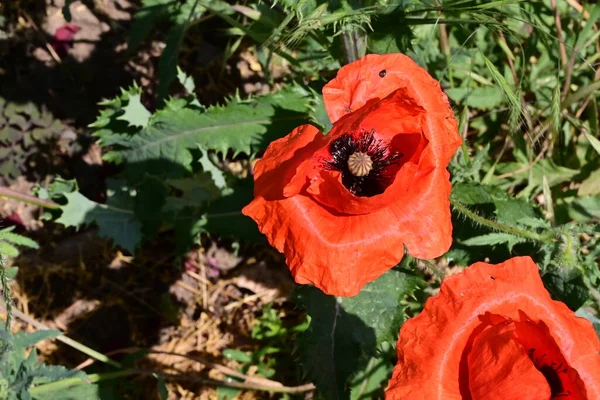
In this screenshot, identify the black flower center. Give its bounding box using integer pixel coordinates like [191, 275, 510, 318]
[322, 130, 401, 197]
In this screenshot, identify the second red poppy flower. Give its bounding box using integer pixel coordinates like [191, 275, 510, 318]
[243, 53, 462, 296]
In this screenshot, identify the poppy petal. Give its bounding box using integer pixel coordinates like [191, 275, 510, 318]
[467, 320, 551, 400]
[242, 193, 405, 296]
[252, 124, 325, 201]
[386, 257, 600, 399]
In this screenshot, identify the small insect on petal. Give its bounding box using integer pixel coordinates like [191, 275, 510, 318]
[348, 152, 373, 176]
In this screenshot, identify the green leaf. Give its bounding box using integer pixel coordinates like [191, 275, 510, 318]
[583, 130, 600, 156]
[493, 198, 540, 226]
[296, 268, 422, 400]
[32, 383, 100, 400]
[543, 268, 589, 311]
[579, 169, 600, 196]
[0, 242, 18, 258]
[446, 86, 505, 110]
[114, 85, 314, 177]
[165, 173, 221, 210]
[197, 151, 228, 190]
[201, 178, 261, 243]
[56, 183, 142, 253]
[13, 330, 61, 350]
[0, 229, 39, 249]
[157, 25, 186, 104]
[451, 182, 507, 205]
[117, 85, 151, 128]
[349, 350, 393, 400]
[128, 3, 170, 54]
[310, 93, 333, 134]
[556, 195, 600, 223]
[177, 66, 196, 94]
[157, 376, 168, 400]
[461, 233, 526, 249]
[4, 267, 18, 280]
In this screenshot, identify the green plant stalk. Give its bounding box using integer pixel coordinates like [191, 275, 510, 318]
[420, 259, 446, 281]
[0, 187, 60, 209]
[450, 197, 550, 243]
[28, 368, 316, 395]
[28, 370, 135, 395]
[0, 262, 12, 329]
[1, 305, 122, 369]
[57, 335, 122, 369]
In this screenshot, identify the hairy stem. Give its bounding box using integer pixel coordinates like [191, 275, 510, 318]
[419, 259, 446, 281]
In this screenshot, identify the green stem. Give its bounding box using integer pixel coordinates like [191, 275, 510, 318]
[0, 187, 60, 209]
[29, 371, 135, 395]
[2, 306, 122, 369]
[29, 369, 316, 395]
[419, 259, 446, 281]
[450, 197, 550, 243]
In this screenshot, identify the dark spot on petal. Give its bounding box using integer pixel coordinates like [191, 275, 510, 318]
[379, 69, 386, 78]
[490, 276, 495, 280]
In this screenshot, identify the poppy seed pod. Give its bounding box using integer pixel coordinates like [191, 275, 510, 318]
[243, 53, 462, 296]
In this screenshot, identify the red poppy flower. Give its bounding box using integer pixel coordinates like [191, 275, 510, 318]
[242, 53, 461, 296]
[386, 256, 600, 399]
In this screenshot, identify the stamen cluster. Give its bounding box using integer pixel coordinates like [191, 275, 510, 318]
[323, 130, 401, 197]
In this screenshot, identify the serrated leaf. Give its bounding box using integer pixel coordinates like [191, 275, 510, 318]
[165, 173, 220, 211]
[518, 217, 550, 229]
[31, 365, 84, 384]
[197, 151, 227, 190]
[451, 182, 507, 205]
[493, 197, 540, 226]
[177, 66, 196, 94]
[117, 87, 151, 128]
[296, 269, 422, 400]
[201, 178, 260, 242]
[56, 184, 141, 253]
[0, 230, 39, 249]
[543, 268, 589, 311]
[117, 86, 313, 176]
[12, 330, 61, 350]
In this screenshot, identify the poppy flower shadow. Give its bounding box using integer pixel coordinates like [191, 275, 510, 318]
[296, 286, 388, 399]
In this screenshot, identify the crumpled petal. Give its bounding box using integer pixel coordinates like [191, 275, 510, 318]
[386, 257, 600, 399]
[467, 320, 550, 400]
